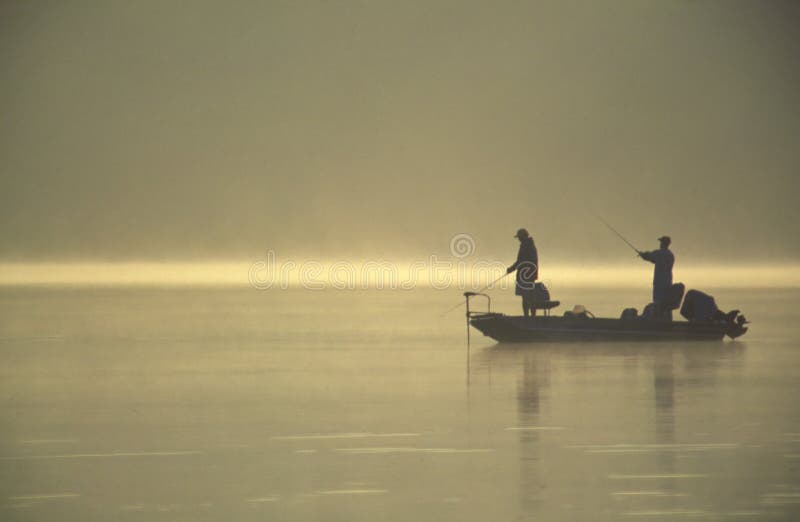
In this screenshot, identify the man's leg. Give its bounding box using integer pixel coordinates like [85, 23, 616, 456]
[654, 301, 672, 320]
[524, 295, 534, 317]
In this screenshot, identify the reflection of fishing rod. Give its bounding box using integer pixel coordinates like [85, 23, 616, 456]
[441, 272, 510, 316]
[595, 215, 641, 255]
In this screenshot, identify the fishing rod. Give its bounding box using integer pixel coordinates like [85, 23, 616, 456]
[595, 214, 641, 255]
[476, 272, 510, 295]
[440, 271, 509, 316]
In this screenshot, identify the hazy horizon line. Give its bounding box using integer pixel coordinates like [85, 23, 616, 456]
[1, 260, 798, 289]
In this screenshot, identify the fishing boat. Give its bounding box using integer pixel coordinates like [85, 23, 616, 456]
[464, 292, 748, 343]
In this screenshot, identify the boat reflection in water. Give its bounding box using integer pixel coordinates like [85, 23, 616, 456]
[470, 341, 757, 520]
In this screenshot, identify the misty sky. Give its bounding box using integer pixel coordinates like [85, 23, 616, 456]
[1, 0, 798, 264]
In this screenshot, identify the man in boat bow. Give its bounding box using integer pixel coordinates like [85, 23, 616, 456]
[639, 236, 675, 318]
[507, 228, 539, 317]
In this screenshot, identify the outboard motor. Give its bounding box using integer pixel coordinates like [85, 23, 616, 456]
[681, 289, 718, 322]
[681, 289, 749, 339]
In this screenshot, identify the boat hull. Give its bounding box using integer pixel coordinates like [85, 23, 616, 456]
[469, 313, 733, 343]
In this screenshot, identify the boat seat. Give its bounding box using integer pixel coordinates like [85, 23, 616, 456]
[532, 300, 560, 316]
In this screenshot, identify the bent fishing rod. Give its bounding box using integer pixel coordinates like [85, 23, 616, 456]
[595, 214, 641, 255]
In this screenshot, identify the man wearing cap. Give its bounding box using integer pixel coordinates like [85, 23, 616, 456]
[639, 236, 674, 317]
[507, 228, 539, 317]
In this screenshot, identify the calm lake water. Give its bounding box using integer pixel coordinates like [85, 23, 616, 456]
[1, 286, 799, 521]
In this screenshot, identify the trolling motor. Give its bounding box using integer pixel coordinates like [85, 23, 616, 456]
[464, 291, 491, 312]
[463, 292, 491, 350]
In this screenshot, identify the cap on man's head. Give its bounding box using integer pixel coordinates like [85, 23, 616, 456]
[658, 236, 671, 246]
[515, 228, 529, 239]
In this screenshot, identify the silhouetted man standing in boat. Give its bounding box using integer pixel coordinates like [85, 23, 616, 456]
[639, 236, 674, 317]
[507, 228, 539, 317]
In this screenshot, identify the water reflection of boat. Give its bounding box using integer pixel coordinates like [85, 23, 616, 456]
[471, 340, 746, 520]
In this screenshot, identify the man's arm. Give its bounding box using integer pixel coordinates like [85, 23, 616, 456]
[639, 250, 655, 263]
[507, 244, 525, 273]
